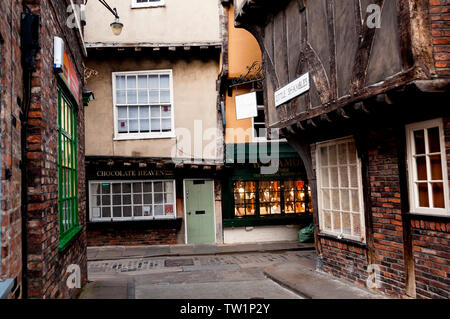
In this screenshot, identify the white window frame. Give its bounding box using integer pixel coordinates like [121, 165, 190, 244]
[112, 70, 175, 140]
[316, 136, 366, 243]
[131, 0, 165, 9]
[406, 118, 449, 216]
[89, 179, 177, 222]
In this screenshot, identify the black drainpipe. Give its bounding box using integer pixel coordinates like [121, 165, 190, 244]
[20, 2, 40, 299]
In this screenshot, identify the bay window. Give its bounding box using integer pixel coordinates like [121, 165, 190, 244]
[316, 137, 365, 242]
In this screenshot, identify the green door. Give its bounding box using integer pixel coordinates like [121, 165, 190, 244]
[185, 180, 215, 244]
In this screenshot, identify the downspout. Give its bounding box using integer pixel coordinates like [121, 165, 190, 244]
[20, 2, 40, 298]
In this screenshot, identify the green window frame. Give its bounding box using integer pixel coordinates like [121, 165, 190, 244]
[58, 88, 81, 251]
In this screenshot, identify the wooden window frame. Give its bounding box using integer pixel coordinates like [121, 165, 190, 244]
[406, 118, 450, 216]
[112, 70, 175, 140]
[89, 179, 177, 222]
[316, 137, 366, 243]
[58, 88, 82, 251]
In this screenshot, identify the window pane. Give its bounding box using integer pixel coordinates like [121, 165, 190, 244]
[102, 184, 111, 194]
[320, 146, 328, 166]
[116, 76, 126, 89]
[331, 190, 340, 210]
[127, 90, 137, 104]
[416, 157, 428, 181]
[160, 75, 170, 89]
[102, 195, 111, 206]
[143, 194, 152, 205]
[259, 204, 270, 215]
[154, 193, 163, 204]
[165, 205, 174, 215]
[91, 184, 101, 195]
[432, 183, 445, 208]
[127, 76, 137, 89]
[149, 75, 158, 89]
[113, 207, 122, 217]
[138, 90, 148, 104]
[118, 106, 128, 119]
[165, 181, 173, 193]
[342, 213, 351, 234]
[340, 190, 350, 211]
[133, 194, 142, 204]
[160, 90, 170, 103]
[428, 127, 441, 153]
[164, 193, 174, 204]
[430, 155, 443, 180]
[123, 206, 132, 217]
[129, 106, 139, 119]
[348, 142, 357, 163]
[338, 143, 347, 165]
[139, 106, 149, 118]
[140, 120, 149, 132]
[123, 183, 131, 193]
[329, 145, 337, 165]
[154, 182, 163, 192]
[138, 75, 147, 89]
[418, 183, 429, 207]
[339, 166, 349, 187]
[133, 183, 142, 193]
[414, 130, 426, 155]
[324, 211, 331, 230]
[91, 195, 100, 207]
[162, 105, 171, 117]
[118, 120, 128, 133]
[151, 119, 161, 132]
[149, 91, 159, 103]
[321, 168, 329, 188]
[352, 213, 361, 235]
[322, 189, 330, 210]
[113, 184, 121, 193]
[351, 190, 360, 212]
[285, 202, 295, 213]
[235, 204, 245, 216]
[162, 119, 172, 132]
[143, 182, 152, 193]
[332, 212, 341, 231]
[129, 120, 139, 133]
[349, 165, 358, 187]
[123, 195, 131, 205]
[113, 195, 121, 205]
[134, 206, 143, 217]
[116, 90, 126, 104]
[102, 207, 111, 218]
[330, 167, 338, 187]
[151, 105, 161, 117]
[154, 205, 164, 216]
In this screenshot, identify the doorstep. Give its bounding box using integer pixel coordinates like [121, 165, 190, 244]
[87, 241, 315, 261]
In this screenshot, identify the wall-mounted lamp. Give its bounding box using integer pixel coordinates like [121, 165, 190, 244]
[98, 0, 123, 36]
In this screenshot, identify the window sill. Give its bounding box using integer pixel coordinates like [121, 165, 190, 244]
[87, 218, 182, 231]
[223, 214, 313, 228]
[131, 4, 166, 9]
[114, 134, 176, 141]
[0, 279, 15, 299]
[405, 212, 450, 222]
[318, 232, 368, 249]
[59, 226, 83, 252]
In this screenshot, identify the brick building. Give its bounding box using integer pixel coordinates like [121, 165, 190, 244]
[234, 0, 450, 299]
[1, 0, 88, 298]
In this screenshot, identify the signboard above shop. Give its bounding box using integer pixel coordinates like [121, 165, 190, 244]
[54, 37, 81, 104]
[274, 73, 310, 107]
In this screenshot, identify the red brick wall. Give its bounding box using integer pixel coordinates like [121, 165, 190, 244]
[429, 0, 450, 76]
[87, 228, 177, 247]
[24, 0, 87, 299]
[367, 128, 407, 298]
[0, 0, 24, 299]
[312, 117, 449, 299]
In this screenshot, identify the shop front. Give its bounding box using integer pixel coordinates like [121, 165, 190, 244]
[86, 158, 223, 246]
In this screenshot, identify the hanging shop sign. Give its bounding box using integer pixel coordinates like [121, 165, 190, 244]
[274, 72, 310, 107]
[235, 91, 258, 120]
[54, 37, 81, 104]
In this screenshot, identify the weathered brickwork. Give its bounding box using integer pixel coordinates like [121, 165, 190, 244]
[87, 228, 177, 247]
[313, 117, 449, 299]
[429, 0, 450, 76]
[24, 0, 87, 299]
[0, 0, 24, 299]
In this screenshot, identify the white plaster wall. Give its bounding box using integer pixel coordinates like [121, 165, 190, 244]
[223, 225, 301, 244]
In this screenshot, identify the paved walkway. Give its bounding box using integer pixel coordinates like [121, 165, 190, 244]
[81, 241, 386, 299]
[87, 241, 315, 261]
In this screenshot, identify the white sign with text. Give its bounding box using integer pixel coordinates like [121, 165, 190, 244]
[274, 72, 310, 107]
[235, 92, 258, 120]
